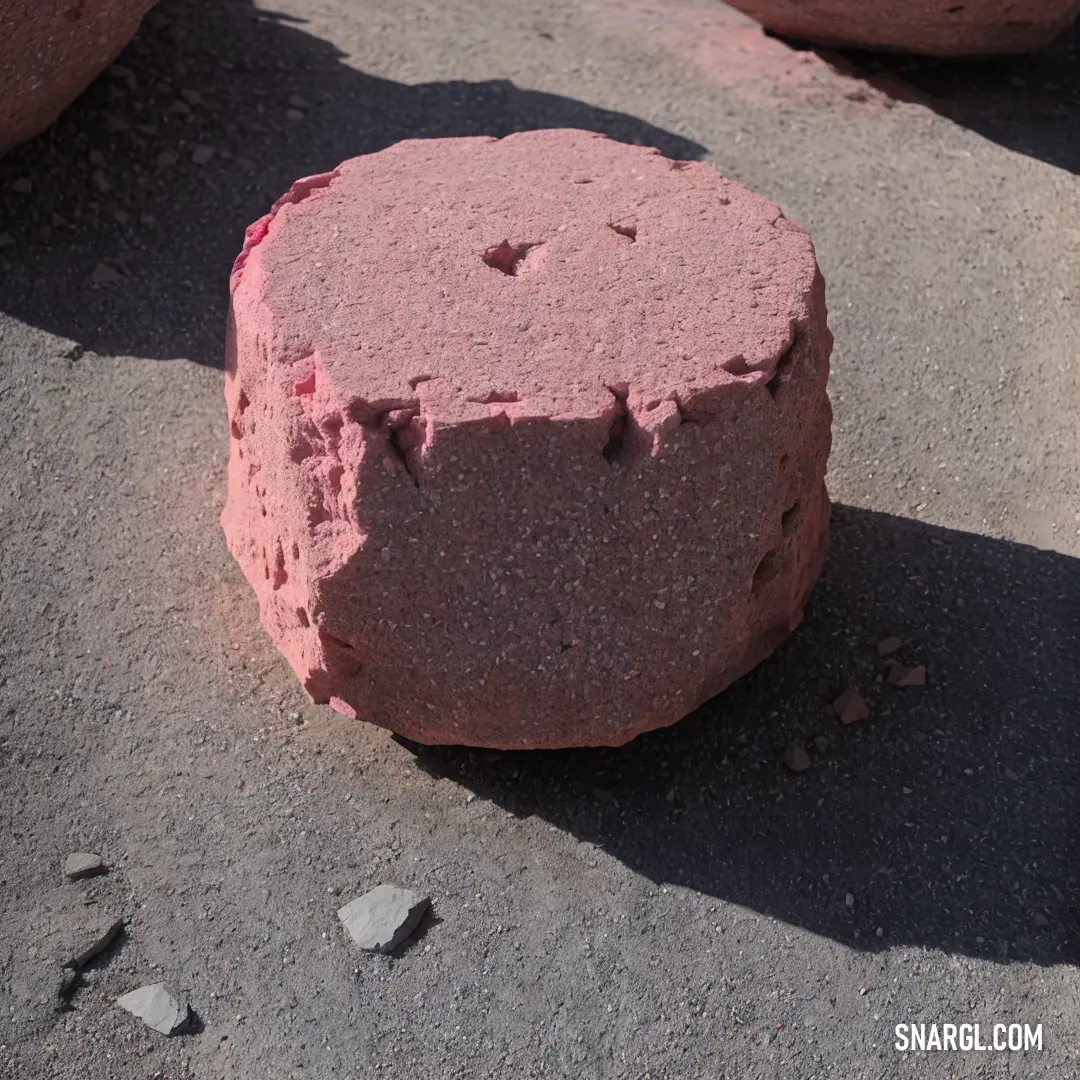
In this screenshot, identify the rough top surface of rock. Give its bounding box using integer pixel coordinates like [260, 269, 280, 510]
[222, 130, 833, 749]
[232, 130, 811, 428]
[725, 0, 1080, 56]
[0, 1, 157, 155]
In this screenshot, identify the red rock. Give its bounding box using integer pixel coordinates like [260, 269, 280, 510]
[888, 663, 927, 687]
[876, 635, 903, 657]
[783, 744, 812, 773]
[725, 0, 1080, 56]
[834, 687, 869, 725]
[221, 130, 833, 749]
[0, 0, 157, 155]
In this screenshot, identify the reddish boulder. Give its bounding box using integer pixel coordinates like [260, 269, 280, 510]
[221, 130, 832, 749]
[0, 0, 156, 155]
[726, 0, 1080, 56]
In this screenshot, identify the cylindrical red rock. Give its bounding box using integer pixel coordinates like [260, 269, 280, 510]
[221, 130, 833, 749]
[726, 0, 1080, 57]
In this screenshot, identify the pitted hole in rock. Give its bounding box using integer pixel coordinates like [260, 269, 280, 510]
[382, 408, 423, 487]
[297, 607, 310, 628]
[670, 160, 693, 171]
[387, 428, 419, 486]
[766, 343, 796, 400]
[318, 631, 363, 677]
[230, 419, 243, 440]
[751, 548, 782, 593]
[307, 494, 331, 527]
[722, 354, 752, 376]
[781, 500, 802, 536]
[271, 542, 288, 591]
[602, 388, 630, 464]
[291, 542, 300, 560]
[482, 240, 543, 276]
[465, 390, 520, 405]
[293, 372, 316, 397]
[237, 391, 250, 415]
[572, 177, 595, 184]
[289, 438, 314, 465]
[609, 222, 637, 242]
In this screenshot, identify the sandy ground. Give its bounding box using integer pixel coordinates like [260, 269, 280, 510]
[1, 1, 1078, 1077]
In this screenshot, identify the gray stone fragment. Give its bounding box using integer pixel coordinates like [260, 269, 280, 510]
[116, 983, 190, 1035]
[64, 852, 106, 881]
[338, 884, 430, 954]
[65, 917, 124, 970]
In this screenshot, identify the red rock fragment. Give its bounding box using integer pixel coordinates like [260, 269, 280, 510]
[888, 664, 926, 687]
[876, 636, 903, 657]
[783, 743, 811, 773]
[833, 687, 869, 726]
[221, 130, 834, 749]
[0, 1, 158, 155]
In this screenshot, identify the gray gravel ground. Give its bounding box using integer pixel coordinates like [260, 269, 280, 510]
[1, 1, 1078, 1077]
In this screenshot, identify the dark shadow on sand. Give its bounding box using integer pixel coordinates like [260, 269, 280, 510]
[0, 0, 705, 367]
[412, 505, 1080, 968]
[772, 18, 1080, 173]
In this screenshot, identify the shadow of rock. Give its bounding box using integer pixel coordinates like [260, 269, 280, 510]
[772, 19, 1080, 173]
[414, 505, 1080, 967]
[0, 0, 705, 367]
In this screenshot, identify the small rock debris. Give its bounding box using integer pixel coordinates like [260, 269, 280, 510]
[887, 663, 926, 687]
[833, 687, 869, 725]
[90, 262, 123, 287]
[64, 852, 106, 881]
[338, 884, 430, 954]
[116, 983, 191, 1035]
[876, 635, 903, 656]
[783, 744, 811, 773]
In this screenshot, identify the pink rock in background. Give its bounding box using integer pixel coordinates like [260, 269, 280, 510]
[0, 0, 156, 155]
[221, 130, 833, 749]
[726, 0, 1080, 56]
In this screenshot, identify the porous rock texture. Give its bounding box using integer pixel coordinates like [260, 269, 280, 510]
[0, 0, 156, 155]
[726, 0, 1080, 56]
[221, 129, 832, 749]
